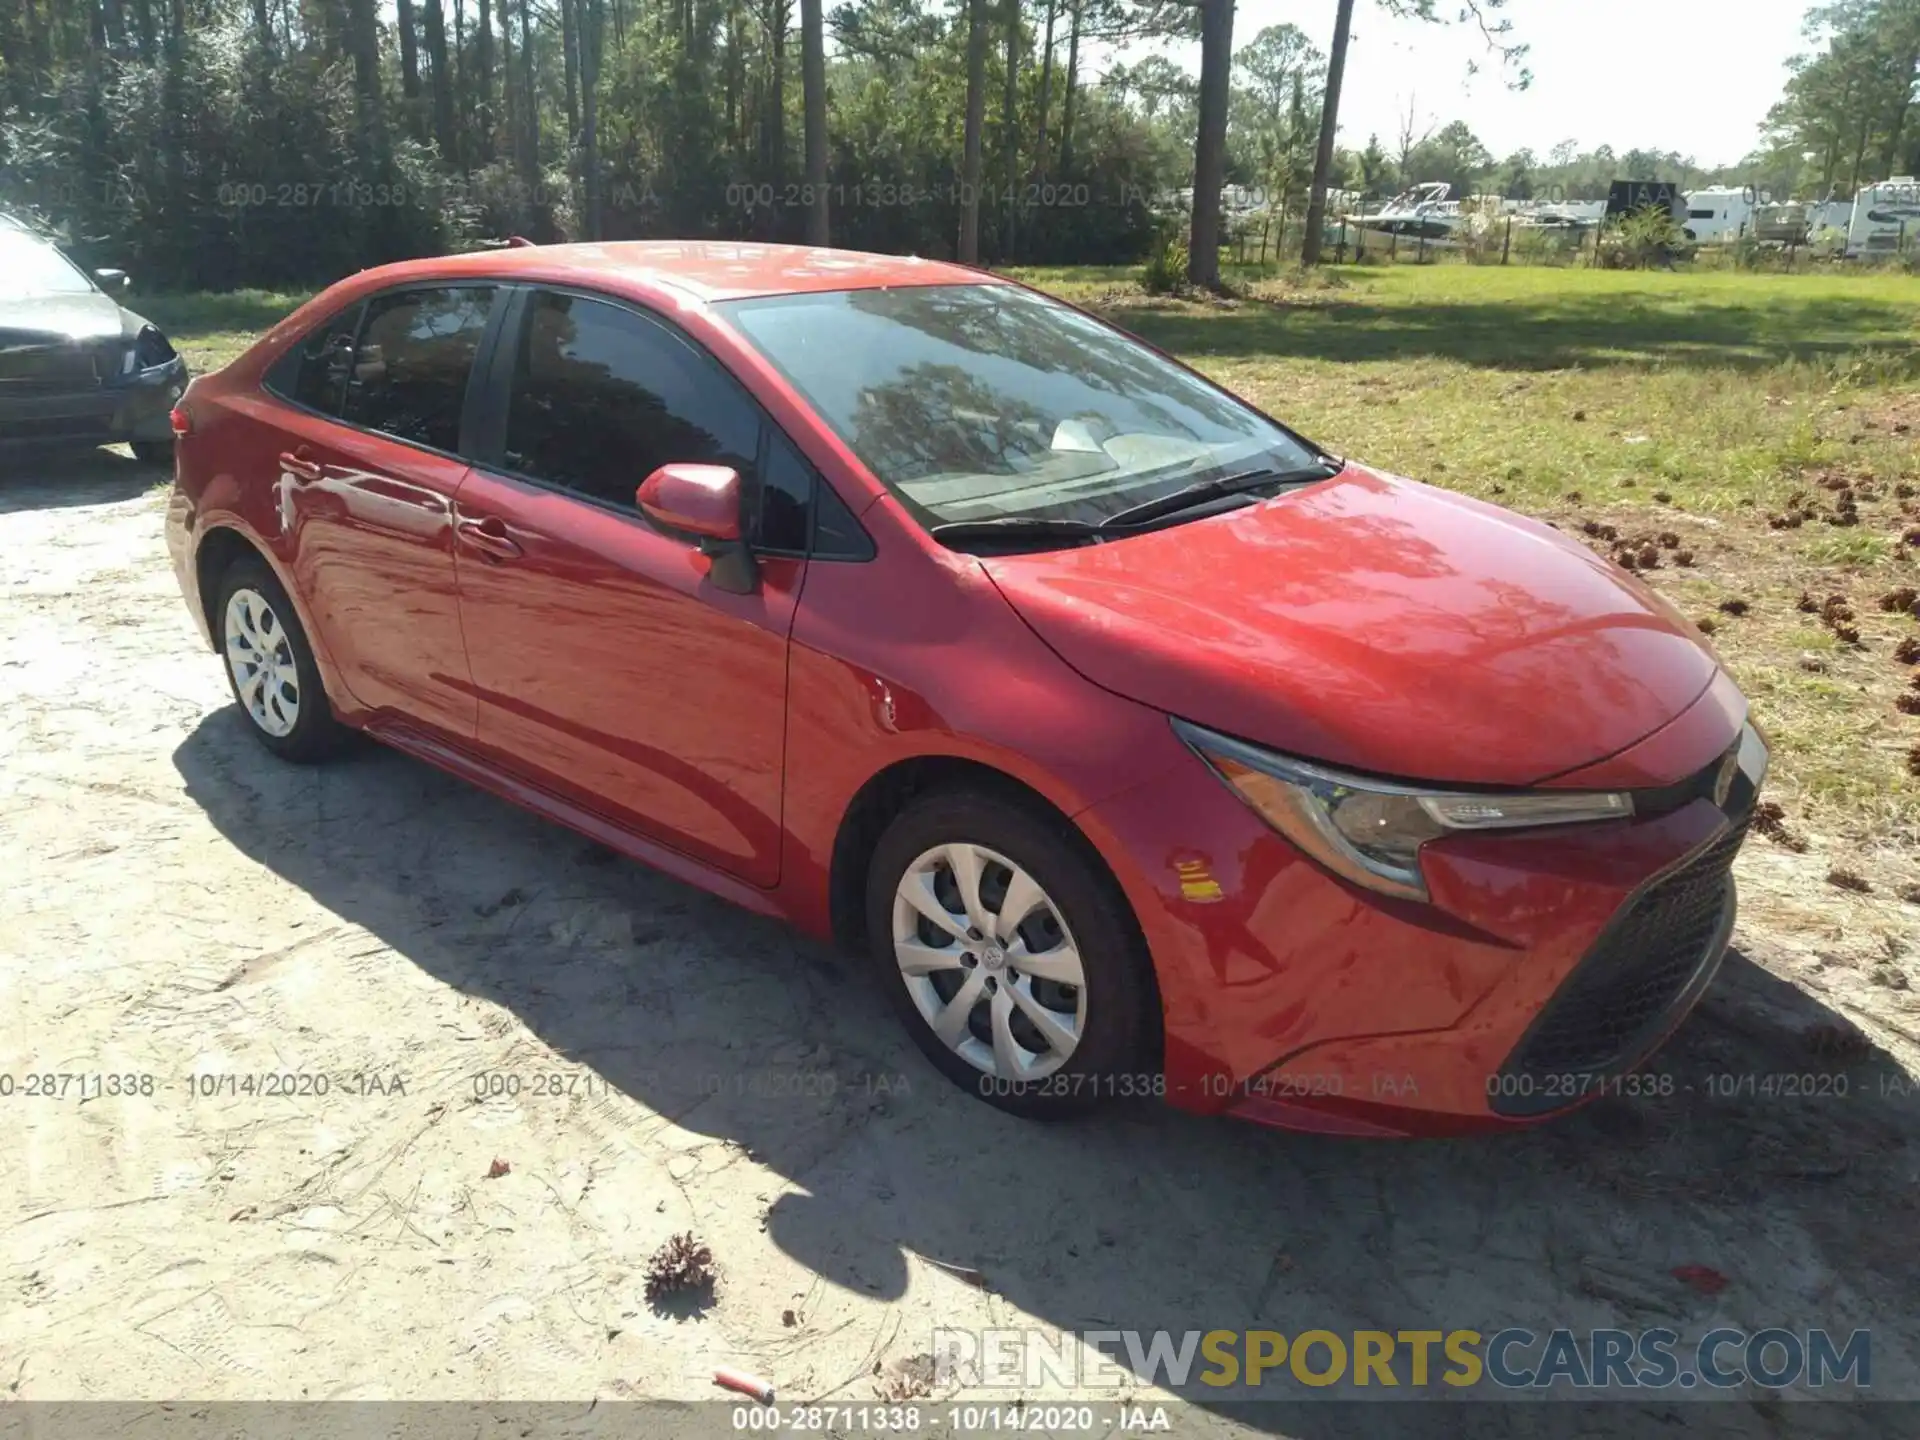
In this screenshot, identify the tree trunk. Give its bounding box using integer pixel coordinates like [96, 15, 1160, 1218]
[581, 0, 603, 237]
[453, 0, 469, 144]
[248, 0, 273, 51]
[766, 0, 788, 237]
[346, 0, 384, 134]
[1058, 0, 1079, 172]
[724, 0, 740, 149]
[560, 0, 580, 145]
[1300, 0, 1354, 266]
[1186, 0, 1232, 289]
[476, 0, 495, 162]
[501, 1, 518, 178]
[801, 0, 829, 244]
[1034, 0, 1054, 178]
[397, 0, 422, 123]
[422, 0, 458, 162]
[521, 0, 538, 179]
[1881, 45, 1918, 176]
[957, 0, 987, 262]
[1000, 0, 1018, 256]
[134, 0, 154, 61]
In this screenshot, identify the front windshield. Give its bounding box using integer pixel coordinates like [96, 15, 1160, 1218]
[717, 284, 1322, 528]
[0, 229, 99, 301]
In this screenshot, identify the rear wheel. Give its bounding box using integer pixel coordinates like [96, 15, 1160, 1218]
[214, 555, 348, 763]
[865, 789, 1158, 1118]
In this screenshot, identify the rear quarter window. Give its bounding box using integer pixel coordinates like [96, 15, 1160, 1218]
[264, 302, 365, 417]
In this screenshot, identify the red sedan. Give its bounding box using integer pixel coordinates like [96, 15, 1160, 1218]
[164, 242, 1767, 1136]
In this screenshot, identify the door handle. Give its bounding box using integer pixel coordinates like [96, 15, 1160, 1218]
[279, 449, 322, 481]
[456, 515, 524, 561]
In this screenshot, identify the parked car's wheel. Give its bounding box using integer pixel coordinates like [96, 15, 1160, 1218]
[129, 439, 173, 467]
[866, 789, 1158, 1117]
[214, 555, 348, 762]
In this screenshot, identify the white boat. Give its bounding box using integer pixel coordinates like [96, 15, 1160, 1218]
[1346, 183, 1465, 246]
[1512, 200, 1606, 235]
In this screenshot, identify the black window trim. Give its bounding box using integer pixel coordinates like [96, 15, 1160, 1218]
[259, 279, 512, 467]
[473, 281, 874, 563]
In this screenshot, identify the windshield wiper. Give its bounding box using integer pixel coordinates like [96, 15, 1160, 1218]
[1099, 459, 1342, 530]
[929, 516, 1111, 551]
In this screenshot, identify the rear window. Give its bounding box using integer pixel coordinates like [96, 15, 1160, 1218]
[266, 303, 364, 417]
[340, 286, 495, 452]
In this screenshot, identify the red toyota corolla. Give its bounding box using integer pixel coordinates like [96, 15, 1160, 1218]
[164, 242, 1767, 1136]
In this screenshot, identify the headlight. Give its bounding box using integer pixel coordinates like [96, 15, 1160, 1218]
[1173, 719, 1634, 902]
[134, 324, 176, 370]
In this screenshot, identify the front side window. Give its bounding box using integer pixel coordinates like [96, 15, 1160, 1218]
[502, 290, 761, 522]
[716, 284, 1321, 530]
[339, 286, 495, 452]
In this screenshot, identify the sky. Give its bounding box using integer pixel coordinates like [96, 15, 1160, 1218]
[1133, 0, 1819, 170]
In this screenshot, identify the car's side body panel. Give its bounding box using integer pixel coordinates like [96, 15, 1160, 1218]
[772, 528, 1188, 943]
[269, 406, 478, 740]
[455, 466, 804, 888]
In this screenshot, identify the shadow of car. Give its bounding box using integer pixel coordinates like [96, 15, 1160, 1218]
[172, 708, 1917, 1435]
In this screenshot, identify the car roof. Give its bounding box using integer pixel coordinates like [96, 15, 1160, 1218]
[353, 241, 1004, 304]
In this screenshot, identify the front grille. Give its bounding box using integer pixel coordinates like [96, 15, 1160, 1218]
[0, 339, 104, 390]
[1493, 817, 1747, 1110]
[0, 413, 111, 441]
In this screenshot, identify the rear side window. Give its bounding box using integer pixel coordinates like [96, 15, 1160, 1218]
[267, 303, 364, 417]
[504, 291, 761, 510]
[340, 286, 495, 452]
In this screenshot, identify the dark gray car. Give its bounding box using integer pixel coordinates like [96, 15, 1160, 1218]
[0, 216, 189, 466]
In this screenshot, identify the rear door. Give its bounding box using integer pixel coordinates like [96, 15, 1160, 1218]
[452, 286, 849, 886]
[261, 283, 501, 739]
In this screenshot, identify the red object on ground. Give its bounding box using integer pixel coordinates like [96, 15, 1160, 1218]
[714, 1367, 776, 1403]
[1672, 1264, 1731, 1296]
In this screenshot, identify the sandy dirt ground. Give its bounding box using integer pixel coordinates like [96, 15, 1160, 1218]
[2, 454, 1919, 1438]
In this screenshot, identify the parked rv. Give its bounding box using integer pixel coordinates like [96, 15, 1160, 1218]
[1846, 178, 1920, 258]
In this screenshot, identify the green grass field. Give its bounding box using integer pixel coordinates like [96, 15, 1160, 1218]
[146, 263, 1920, 925]
[1021, 265, 1920, 900]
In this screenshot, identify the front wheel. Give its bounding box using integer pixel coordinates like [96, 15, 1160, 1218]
[865, 789, 1159, 1118]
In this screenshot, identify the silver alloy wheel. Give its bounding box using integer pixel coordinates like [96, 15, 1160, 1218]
[223, 587, 301, 738]
[891, 842, 1087, 1081]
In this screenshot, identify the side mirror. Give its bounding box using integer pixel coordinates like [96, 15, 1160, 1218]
[95, 268, 131, 293]
[637, 463, 758, 594]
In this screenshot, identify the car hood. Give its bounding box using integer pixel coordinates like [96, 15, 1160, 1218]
[980, 465, 1720, 787]
[0, 291, 137, 345]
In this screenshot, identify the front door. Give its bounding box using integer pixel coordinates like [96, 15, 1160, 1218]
[263, 284, 500, 739]
[452, 288, 808, 887]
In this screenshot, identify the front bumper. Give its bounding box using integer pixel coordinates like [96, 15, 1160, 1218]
[0, 357, 188, 449]
[1079, 705, 1755, 1136]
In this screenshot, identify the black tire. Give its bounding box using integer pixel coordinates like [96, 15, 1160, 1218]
[129, 439, 173, 467]
[865, 788, 1159, 1119]
[213, 554, 350, 763]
